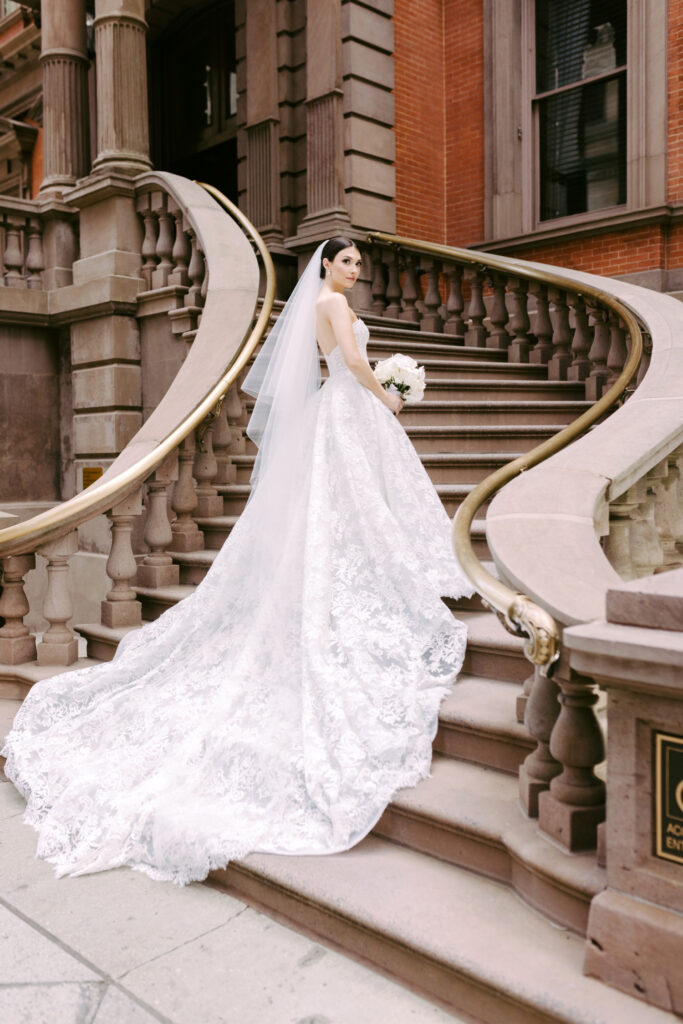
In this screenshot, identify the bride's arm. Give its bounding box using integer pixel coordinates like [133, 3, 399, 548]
[325, 295, 403, 413]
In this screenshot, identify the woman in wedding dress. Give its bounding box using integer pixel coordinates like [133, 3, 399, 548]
[2, 238, 473, 886]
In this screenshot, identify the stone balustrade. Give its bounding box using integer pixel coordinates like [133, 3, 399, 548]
[366, 241, 634, 402]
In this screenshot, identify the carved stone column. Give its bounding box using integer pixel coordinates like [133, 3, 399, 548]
[245, 0, 282, 247]
[40, 0, 90, 192]
[296, 0, 350, 245]
[92, 0, 151, 175]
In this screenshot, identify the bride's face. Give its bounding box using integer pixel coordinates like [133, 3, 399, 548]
[325, 246, 362, 291]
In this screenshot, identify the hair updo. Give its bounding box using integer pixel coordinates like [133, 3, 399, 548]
[320, 236, 361, 278]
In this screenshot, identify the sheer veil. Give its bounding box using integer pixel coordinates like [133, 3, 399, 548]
[242, 241, 326, 493]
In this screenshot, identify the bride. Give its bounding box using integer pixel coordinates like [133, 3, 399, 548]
[2, 237, 473, 886]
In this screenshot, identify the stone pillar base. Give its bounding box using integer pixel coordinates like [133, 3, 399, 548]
[37, 637, 79, 666]
[518, 763, 549, 818]
[0, 634, 37, 665]
[195, 495, 224, 518]
[136, 563, 179, 588]
[584, 888, 683, 1014]
[538, 789, 604, 851]
[170, 525, 204, 553]
[101, 599, 142, 628]
[508, 340, 530, 363]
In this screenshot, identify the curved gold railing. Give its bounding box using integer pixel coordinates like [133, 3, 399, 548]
[0, 175, 275, 559]
[367, 230, 644, 673]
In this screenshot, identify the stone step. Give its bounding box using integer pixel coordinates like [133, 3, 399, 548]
[230, 452, 526, 486]
[456, 610, 528, 684]
[405, 424, 564, 454]
[319, 357, 551, 382]
[420, 380, 584, 402]
[434, 673, 532, 772]
[374, 754, 605, 935]
[209, 837, 662, 1024]
[366, 336, 508, 361]
[397, 399, 591, 428]
[216, 481, 491, 518]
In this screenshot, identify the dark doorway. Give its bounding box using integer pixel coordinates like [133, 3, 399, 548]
[149, 0, 237, 201]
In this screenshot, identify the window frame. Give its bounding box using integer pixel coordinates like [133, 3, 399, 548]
[485, 0, 667, 244]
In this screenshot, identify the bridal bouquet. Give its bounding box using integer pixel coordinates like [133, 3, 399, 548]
[373, 353, 426, 404]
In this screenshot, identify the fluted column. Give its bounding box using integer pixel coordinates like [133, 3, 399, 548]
[92, 0, 151, 175]
[40, 0, 90, 192]
[245, 0, 282, 244]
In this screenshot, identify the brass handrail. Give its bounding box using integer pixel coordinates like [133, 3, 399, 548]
[0, 180, 275, 558]
[367, 230, 644, 672]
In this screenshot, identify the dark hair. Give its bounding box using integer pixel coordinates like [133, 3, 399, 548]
[320, 236, 362, 278]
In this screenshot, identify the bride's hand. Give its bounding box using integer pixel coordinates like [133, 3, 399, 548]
[385, 392, 404, 415]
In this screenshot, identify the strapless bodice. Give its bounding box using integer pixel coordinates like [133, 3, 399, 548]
[324, 318, 369, 376]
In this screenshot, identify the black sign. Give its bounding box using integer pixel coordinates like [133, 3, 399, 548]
[654, 731, 683, 865]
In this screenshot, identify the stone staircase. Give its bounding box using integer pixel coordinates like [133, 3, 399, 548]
[3, 310, 665, 1023]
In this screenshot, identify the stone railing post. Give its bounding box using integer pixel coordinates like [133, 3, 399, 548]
[518, 666, 562, 817]
[568, 296, 592, 381]
[170, 435, 204, 552]
[603, 487, 642, 580]
[486, 274, 509, 351]
[101, 490, 143, 628]
[212, 397, 236, 486]
[605, 313, 628, 390]
[443, 264, 465, 342]
[137, 456, 179, 588]
[384, 248, 402, 319]
[528, 282, 553, 364]
[585, 304, 610, 401]
[421, 258, 443, 333]
[538, 664, 605, 851]
[548, 289, 573, 380]
[370, 247, 387, 316]
[629, 476, 665, 577]
[36, 532, 79, 666]
[507, 277, 531, 362]
[0, 555, 37, 664]
[465, 268, 486, 347]
[194, 421, 224, 517]
[398, 252, 421, 324]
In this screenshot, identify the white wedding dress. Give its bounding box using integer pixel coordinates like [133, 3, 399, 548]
[2, 318, 473, 885]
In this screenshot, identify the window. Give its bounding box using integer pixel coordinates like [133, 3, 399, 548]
[485, 0, 665, 243]
[535, 0, 627, 221]
[0, 1, 18, 18]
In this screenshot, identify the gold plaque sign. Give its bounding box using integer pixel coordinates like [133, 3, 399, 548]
[82, 466, 104, 489]
[654, 731, 683, 865]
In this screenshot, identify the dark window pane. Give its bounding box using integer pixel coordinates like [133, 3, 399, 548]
[539, 74, 626, 221]
[536, 0, 627, 93]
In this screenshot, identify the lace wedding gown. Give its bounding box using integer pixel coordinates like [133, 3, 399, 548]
[2, 319, 473, 885]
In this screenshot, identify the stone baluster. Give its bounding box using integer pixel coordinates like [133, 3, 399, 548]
[465, 268, 486, 347]
[605, 313, 628, 390]
[518, 666, 562, 817]
[528, 283, 554, 364]
[185, 229, 204, 308]
[212, 395, 236, 485]
[629, 476, 664, 577]
[585, 304, 610, 401]
[200, 254, 208, 307]
[168, 207, 191, 288]
[507, 277, 531, 362]
[538, 665, 605, 851]
[225, 378, 248, 455]
[547, 289, 573, 380]
[370, 247, 387, 316]
[151, 200, 174, 290]
[139, 204, 159, 290]
[36, 532, 79, 665]
[486, 273, 509, 351]
[398, 252, 421, 323]
[515, 671, 535, 724]
[384, 248, 402, 319]
[567, 295, 592, 381]
[25, 220, 45, 290]
[171, 434, 204, 551]
[603, 487, 642, 580]
[137, 456, 180, 588]
[0, 554, 37, 664]
[443, 264, 465, 342]
[101, 490, 143, 629]
[421, 258, 443, 333]
[652, 455, 683, 571]
[194, 420, 224, 517]
[4, 218, 25, 287]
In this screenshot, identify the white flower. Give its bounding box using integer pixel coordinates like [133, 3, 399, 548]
[373, 353, 426, 404]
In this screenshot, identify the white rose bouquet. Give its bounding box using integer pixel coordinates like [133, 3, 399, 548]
[373, 353, 426, 404]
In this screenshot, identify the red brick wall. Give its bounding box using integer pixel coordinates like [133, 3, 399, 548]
[669, 0, 683, 205]
[393, 0, 446, 242]
[501, 225, 665, 278]
[444, 0, 485, 247]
